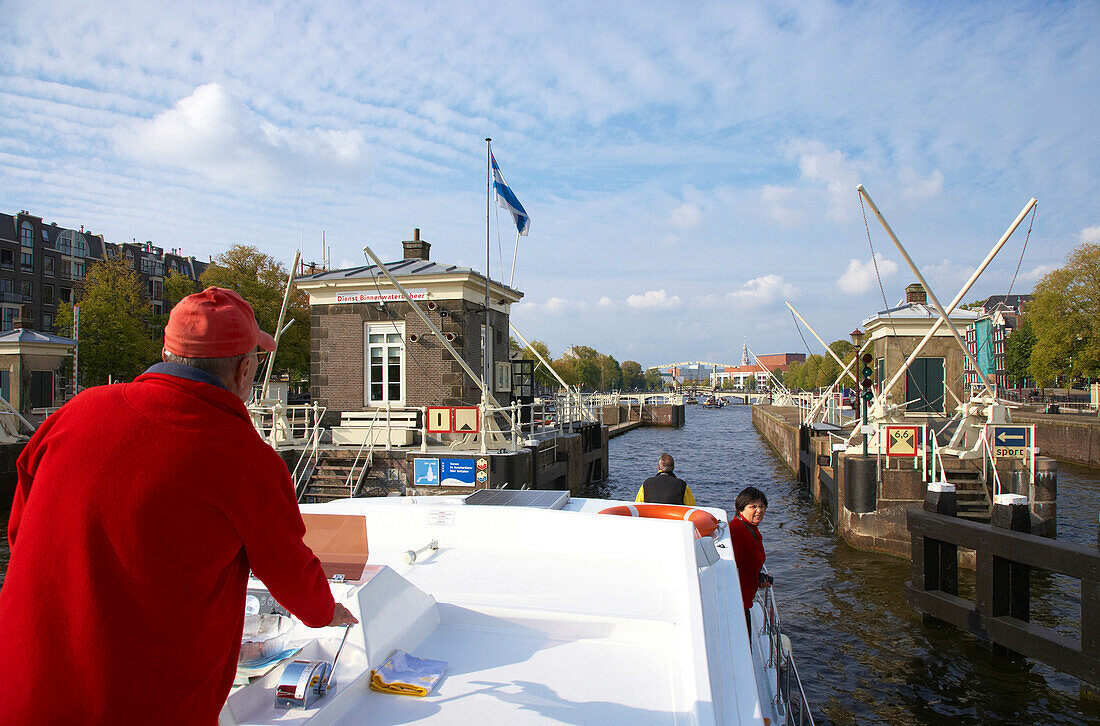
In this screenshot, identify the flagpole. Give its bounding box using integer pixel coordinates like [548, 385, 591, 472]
[484, 138, 492, 416]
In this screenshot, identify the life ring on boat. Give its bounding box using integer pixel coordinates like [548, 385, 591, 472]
[598, 503, 721, 538]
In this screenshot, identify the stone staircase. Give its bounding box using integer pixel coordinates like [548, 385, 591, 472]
[299, 448, 376, 504]
[939, 462, 991, 523]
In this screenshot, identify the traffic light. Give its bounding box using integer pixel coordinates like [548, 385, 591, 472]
[860, 353, 874, 401]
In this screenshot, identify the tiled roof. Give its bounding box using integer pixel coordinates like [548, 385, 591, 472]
[0, 329, 76, 346]
[863, 302, 980, 326]
[296, 258, 519, 294]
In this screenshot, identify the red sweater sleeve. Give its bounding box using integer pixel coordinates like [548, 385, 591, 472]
[223, 446, 336, 628]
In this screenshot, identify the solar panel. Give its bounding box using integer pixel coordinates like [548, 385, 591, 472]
[463, 489, 569, 510]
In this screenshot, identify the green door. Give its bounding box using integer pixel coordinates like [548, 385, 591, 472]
[905, 358, 945, 413]
[30, 370, 53, 409]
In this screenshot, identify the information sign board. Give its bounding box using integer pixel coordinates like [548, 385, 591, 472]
[426, 407, 452, 433]
[453, 407, 480, 433]
[413, 458, 440, 487]
[441, 458, 476, 486]
[885, 425, 919, 458]
[992, 426, 1029, 458]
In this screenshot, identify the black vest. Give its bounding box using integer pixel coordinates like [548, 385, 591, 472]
[641, 472, 688, 505]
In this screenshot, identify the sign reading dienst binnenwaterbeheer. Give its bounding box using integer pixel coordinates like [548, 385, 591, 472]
[333, 289, 428, 304]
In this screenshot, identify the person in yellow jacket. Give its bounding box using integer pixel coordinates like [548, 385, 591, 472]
[634, 452, 696, 505]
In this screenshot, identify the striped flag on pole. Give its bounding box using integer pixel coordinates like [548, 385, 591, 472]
[491, 152, 530, 236]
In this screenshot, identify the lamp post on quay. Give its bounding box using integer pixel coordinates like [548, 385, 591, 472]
[851, 328, 871, 457]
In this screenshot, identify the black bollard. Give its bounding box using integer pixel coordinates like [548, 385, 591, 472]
[845, 455, 877, 513]
[991, 494, 1031, 632]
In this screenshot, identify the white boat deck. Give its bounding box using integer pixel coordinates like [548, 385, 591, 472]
[219, 496, 781, 725]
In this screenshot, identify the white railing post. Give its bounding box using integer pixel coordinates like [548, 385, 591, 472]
[420, 405, 428, 453]
[480, 401, 488, 455]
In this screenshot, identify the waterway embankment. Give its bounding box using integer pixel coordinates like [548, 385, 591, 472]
[752, 404, 1060, 559]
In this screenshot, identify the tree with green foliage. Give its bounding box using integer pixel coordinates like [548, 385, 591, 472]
[511, 337, 557, 389]
[644, 368, 663, 390]
[620, 360, 644, 390]
[200, 245, 308, 382]
[1027, 242, 1100, 386]
[56, 258, 160, 387]
[746, 374, 757, 391]
[165, 270, 199, 309]
[1004, 316, 1035, 386]
[598, 354, 622, 391]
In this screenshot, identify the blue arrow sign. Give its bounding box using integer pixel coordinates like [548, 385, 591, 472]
[993, 426, 1028, 447]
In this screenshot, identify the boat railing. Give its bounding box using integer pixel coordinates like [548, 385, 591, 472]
[758, 569, 816, 726]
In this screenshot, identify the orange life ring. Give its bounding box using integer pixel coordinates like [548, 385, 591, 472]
[598, 503, 721, 538]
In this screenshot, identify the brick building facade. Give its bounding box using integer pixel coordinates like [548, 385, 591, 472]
[296, 230, 522, 426]
[0, 210, 207, 333]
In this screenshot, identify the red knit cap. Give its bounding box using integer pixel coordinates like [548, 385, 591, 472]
[164, 287, 276, 358]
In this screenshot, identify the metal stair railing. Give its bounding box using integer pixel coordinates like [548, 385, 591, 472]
[345, 409, 384, 498]
[980, 433, 1003, 502]
[293, 426, 327, 502]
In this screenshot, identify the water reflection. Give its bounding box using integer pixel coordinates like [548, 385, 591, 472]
[598, 404, 1100, 726]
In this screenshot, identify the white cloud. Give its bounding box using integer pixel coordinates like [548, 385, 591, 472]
[668, 202, 702, 230]
[122, 83, 368, 189]
[728, 274, 797, 307]
[899, 167, 944, 201]
[627, 289, 682, 309]
[598, 296, 613, 307]
[543, 296, 587, 314]
[1020, 263, 1056, 281]
[837, 255, 898, 294]
[785, 140, 862, 222]
[1079, 225, 1100, 243]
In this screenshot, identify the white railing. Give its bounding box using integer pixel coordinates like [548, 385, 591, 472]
[345, 418, 379, 497]
[249, 401, 325, 448]
[758, 568, 816, 726]
[292, 425, 326, 500]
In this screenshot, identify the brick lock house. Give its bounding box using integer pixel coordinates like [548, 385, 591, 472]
[862, 283, 980, 415]
[294, 230, 524, 427]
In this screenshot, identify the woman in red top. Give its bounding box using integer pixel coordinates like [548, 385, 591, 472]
[729, 486, 772, 633]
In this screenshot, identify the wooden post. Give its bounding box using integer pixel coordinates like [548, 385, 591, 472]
[919, 483, 958, 598]
[989, 493, 1031, 655]
[991, 494, 1031, 620]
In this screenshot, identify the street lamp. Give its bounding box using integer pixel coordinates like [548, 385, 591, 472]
[850, 329, 871, 456]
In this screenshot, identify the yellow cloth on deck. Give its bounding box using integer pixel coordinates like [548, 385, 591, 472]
[369, 650, 447, 697]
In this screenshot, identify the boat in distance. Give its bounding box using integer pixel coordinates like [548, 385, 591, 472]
[221, 491, 813, 725]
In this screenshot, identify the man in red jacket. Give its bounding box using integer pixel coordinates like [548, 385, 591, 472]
[0, 287, 357, 725]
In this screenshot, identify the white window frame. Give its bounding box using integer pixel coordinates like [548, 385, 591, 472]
[364, 321, 405, 406]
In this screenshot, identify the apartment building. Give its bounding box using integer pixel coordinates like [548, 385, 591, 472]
[0, 211, 207, 332]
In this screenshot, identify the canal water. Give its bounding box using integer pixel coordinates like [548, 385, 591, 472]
[0, 406, 1098, 723]
[588, 404, 1100, 725]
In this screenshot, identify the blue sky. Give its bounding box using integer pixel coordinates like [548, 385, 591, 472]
[1, 0, 1096, 367]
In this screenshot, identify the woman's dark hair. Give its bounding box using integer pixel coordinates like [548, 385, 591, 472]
[735, 486, 768, 513]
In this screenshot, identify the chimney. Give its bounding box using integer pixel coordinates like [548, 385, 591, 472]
[905, 283, 927, 305]
[402, 228, 430, 261]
